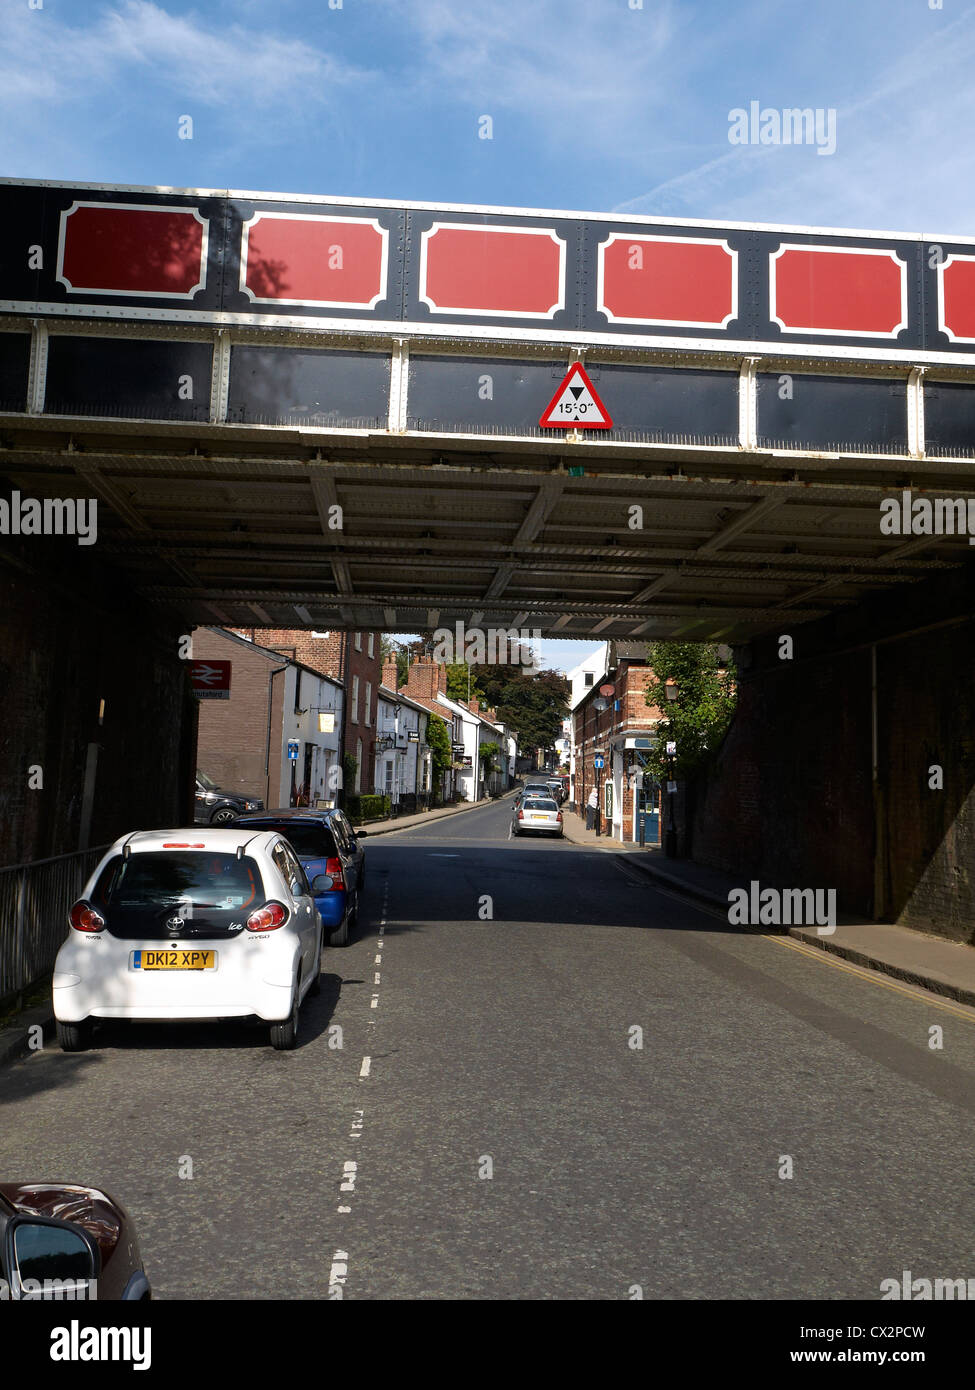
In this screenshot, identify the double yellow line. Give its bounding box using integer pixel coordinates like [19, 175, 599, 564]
[764, 931, 975, 1024]
[630, 862, 975, 1024]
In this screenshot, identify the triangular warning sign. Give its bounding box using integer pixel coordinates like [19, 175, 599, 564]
[539, 362, 612, 429]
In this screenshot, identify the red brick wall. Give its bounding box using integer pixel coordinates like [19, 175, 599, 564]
[0, 545, 194, 864]
[193, 629, 283, 805]
[231, 627, 382, 793]
[689, 568, 975, 941]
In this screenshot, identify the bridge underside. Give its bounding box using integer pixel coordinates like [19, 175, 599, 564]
[2, 402, 973, 643]
[2, 180, 975, 641]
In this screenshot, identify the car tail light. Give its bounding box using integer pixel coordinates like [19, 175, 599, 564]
[69, 900, 105, 933]
[556, 812, 563, 823]
[322, 856, 345, 891]
[246, 901, 289, 932]
[517, 808, 524, 820]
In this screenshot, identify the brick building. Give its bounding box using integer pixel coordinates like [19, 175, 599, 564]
[232, 628, 382, 795]
[194, 627, 343, 809]
[572, 641, 663, 843]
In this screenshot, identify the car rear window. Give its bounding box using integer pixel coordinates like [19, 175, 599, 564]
[240, 820, 338, 859]
[523, 798, 557, 811]
[90, 852, 268, 940]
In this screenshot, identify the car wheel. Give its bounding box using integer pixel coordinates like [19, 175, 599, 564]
[57, 1019, 91, 1052]
[309, 929, 323, 995]
[329, 898, 351, 948]
[269, 987, 300, 1050]
[211, 807, 237, 825]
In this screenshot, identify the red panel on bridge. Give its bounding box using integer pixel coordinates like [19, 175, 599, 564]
[939, 256, 975, 341]
[58, 204, 207, 297]
[420, 224, 565, 317]
[598, 236, 736, 326]
[772, 246, 907, 336]
[241, 214, 387, 308]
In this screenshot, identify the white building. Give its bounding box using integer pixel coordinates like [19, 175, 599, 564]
[565, 642, 609, 811]
[374, 685, 431, 809]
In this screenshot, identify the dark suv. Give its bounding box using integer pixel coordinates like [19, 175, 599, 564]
[194, 770, 264, 825]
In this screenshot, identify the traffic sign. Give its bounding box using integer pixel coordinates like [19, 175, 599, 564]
[594, 756, 605, 769]
[190, 660, 231, 699]
[287, 739, 300, 761]
[666, 741, 677, 755]
[539, 362, 612, 429]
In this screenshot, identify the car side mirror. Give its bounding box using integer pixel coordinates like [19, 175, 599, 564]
[4, 1215, 99, 1299]
[354, 828, 368, 838]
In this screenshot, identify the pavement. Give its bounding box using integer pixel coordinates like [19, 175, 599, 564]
[560, 806, 975, 1009]
[2, 793, 973, 1300]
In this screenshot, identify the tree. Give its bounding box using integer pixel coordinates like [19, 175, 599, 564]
[477, 667, 568, 757]
[445, 661, 487, 707]
[643, 643, 736, 784]
[425, 713, 453, 784]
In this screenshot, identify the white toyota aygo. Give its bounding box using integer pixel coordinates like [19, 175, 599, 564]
[52, 828, 324, 1051]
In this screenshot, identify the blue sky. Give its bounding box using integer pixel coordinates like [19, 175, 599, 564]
[3, 0, 973, 233]
[4, 0, 971, 674]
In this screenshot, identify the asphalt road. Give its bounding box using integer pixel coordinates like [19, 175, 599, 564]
[1, 793, 974, 1300]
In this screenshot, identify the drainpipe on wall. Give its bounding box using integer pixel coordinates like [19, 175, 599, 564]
[264, 664, 288, 809]
[871, 644, 886, 920]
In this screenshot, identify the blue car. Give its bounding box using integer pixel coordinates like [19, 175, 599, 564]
[236, 808, 367, 947]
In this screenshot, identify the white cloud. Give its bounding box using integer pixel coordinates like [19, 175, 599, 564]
[616, 5, 975, 234]
[0, 1, 372, 176]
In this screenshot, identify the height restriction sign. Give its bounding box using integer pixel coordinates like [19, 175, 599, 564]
[539, 362, 612, 429]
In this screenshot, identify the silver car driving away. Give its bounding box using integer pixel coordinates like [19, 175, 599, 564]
[512, 795, 563, 837]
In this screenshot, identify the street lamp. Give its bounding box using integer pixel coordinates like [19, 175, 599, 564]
[663, 680, 678, 856]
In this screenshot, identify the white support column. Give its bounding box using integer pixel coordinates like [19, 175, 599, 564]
[209, 329, 231, 425]
[907, 366, 926, 459]
[27, 319, 49, 415]
[738, 356, 758, 450]
[388, 338, 409, 433]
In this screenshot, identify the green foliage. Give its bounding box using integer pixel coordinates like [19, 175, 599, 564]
[478, 740, 500, 772]
[346, 793, 391, 822]
[445, 661, 487, 706]
[425, 713, 453, 780]
[644, 643, 736, 781]
[342, 750, 358, 789]
[475, 666, 568, 755]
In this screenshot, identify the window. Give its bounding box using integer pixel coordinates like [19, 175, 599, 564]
[243, 818, 337, 858]
[384, 761, 393, 792]
[354, 632, 362, 651]
[368, 633, 375, 658]
[585, 672, 594, 687]
[276, 842, 309, 897]
[365, 682, 372, 726]
[351, 675, 359, 723]
[355, 739, 362, 792]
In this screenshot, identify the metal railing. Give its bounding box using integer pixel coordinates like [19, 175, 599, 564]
[0, 845, 110, 1006]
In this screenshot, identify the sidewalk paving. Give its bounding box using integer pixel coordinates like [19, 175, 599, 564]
[355, 792, 513, 837]
[561, 808, 975, 1009]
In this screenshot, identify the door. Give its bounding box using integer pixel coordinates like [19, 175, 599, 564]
[274, 841, 317, 983]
